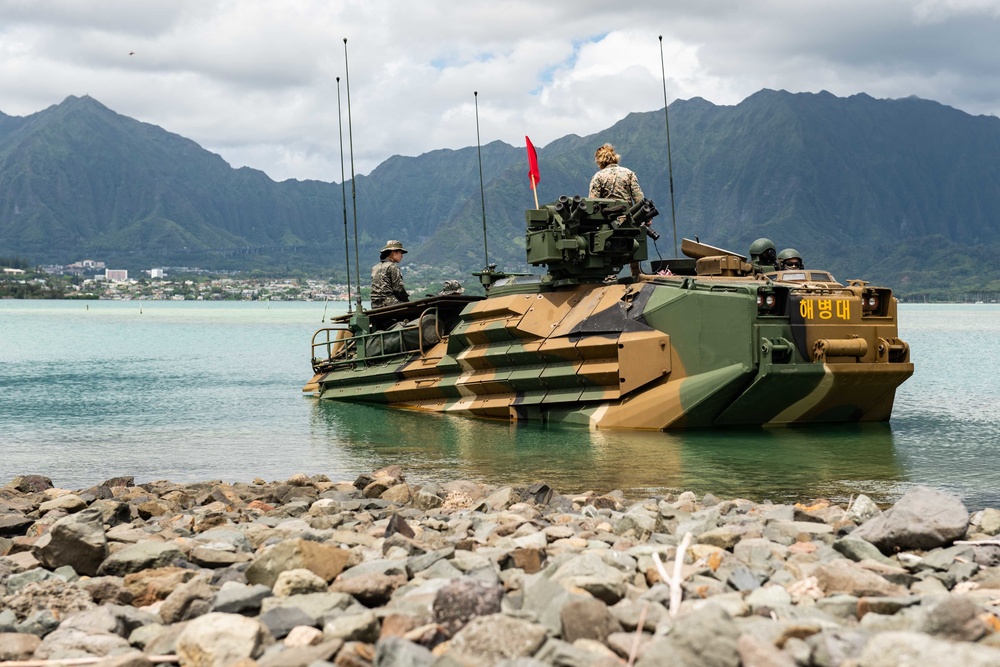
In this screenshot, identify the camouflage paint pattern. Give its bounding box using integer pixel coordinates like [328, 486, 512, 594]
[306, 198, 913, 431]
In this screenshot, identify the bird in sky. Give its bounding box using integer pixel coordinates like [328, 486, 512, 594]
[129, 51, 135, 56]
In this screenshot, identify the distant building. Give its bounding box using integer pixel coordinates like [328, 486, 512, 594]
[65, 259, 107, 275]
[105, 269, 128, 282]
[150, 268, 164, 279]
[2, 267, 26, 275]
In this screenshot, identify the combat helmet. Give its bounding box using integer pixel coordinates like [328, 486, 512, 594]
[777, 248, 803, 269]
[439, 280, 465, 295]
[749, 238, 777, 266]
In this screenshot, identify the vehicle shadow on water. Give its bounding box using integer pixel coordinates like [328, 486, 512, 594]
[309, 401, 909, 505]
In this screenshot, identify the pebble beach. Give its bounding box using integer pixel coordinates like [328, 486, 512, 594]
[3, 468, 1000, 667]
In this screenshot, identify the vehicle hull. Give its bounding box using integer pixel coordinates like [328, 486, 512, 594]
[307, 276, 913, 431]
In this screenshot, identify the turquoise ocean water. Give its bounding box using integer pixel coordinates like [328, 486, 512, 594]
[1, 300, 998, 508]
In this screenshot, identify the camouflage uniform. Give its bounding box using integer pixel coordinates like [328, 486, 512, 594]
[589, 165, 644, 203]
[370, 261, 408, 309]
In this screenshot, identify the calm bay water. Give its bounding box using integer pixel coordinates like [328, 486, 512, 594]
[1, 300, 998, 508]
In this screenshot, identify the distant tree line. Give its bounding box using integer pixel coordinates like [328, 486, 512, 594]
[0, 256, 32, 270]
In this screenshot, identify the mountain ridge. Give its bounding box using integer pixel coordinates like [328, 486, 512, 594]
[2, 90, 1000, 297]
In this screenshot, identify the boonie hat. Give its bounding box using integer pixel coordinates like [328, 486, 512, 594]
[439, 280, 465, 295]
[381, 240, 407, 254]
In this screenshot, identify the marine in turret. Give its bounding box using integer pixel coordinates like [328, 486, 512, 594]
[777, 248, 804, 270]
[748, 237, 779, 273]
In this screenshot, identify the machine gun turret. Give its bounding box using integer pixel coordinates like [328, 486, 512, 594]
[525, 196, 657, 283]
[628, 199, 660, 240]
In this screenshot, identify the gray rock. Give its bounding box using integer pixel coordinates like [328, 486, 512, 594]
[59, 605, 125, 636]
[726, 564, 762, 592]
[322, 609, 380, 643]
[520, 571, 574, 635]
[15, 609, 61, 637]
[534, 638, 602, 667]
[210, 581, 274, 614]
[815, 594, 859, 620]
[914, 545, 975, 571]
[853, 485, 968, 554]
[257, 640, 343, 667]
[807, 629, 869, 667]
[845, 494, 882, 524]
[432, 578, 504, 635]
[560, 597, 621, 643]
[858, 630, 1000, 667]
[635, 604, 740, 667]
[814, 559, 907, 597]
[97, 541, 184, 576]
[549, 553, 628, 604]
[33, 507, 108, 576]
[977, 508, 1000, 535]
[261, 606, 316, 639]
[0, 609, 18, 632]
[608, 599, 664, 633]
[374, 636, 434, 666]
[416, 558, 464, 580]
[127, 623, 166, 650]
[338, 557, 409, 580]
[449, 613, 548, 666]
[737, 634, 796, 667]
[407, 546, 455, 574]
[745, 585, 792, 611]
[328, 572, 408, 607]
[833, 535, 895, 565]
[259, 591, 354, 625]
[615, 512, 657, 538]
[919, 595, 988, 641]
[159, 576, 215, 624]
[32, 627, 132, 660]
[6, 567, 56, 594]
[175, 612, 272, 666]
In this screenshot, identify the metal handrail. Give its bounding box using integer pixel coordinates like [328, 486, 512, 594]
[311, 307, 443, 368]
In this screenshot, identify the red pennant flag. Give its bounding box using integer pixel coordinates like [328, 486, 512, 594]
[526, 136, 540, 187]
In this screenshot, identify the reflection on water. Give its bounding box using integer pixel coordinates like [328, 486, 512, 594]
[310, 401, 907, 504]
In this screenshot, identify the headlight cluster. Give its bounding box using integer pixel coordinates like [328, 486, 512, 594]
[757, 291, 777, 312]
[863, 293, 880, 311]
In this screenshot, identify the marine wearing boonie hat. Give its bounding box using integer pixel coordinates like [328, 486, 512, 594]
[372, 239, 410, 309]
[380, 240, 407, 259]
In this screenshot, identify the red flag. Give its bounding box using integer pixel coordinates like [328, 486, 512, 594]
[526, 136, 540, 186]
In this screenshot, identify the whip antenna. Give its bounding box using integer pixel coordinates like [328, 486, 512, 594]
[658, 35, 679, 257]
[344, 38, 362, 313]
[336, 76, 353, 313]
[474, 91, 489, 269]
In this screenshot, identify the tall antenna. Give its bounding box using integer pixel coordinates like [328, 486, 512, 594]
[658, 35, 679, 257]
[474, 91, 489, 269]
[344, 38, 362, 313]
[336, 76, 352, 313]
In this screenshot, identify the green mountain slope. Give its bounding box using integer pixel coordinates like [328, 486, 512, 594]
[2, 91, 1000, 297]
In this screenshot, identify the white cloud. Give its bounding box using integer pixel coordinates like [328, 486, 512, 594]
[1, 0, 998, 181]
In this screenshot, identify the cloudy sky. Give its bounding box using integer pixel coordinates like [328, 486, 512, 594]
[2, 0, 999, 182]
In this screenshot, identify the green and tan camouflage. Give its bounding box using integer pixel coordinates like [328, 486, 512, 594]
[305, 196, 912, 430]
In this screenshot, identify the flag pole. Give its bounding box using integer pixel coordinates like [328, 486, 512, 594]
[531, 175, 539, 209]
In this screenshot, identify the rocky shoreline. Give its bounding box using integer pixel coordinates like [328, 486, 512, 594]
[3, 469, 1000, 667]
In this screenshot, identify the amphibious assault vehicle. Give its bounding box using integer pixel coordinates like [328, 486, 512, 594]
[305, 196, 913, 430]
